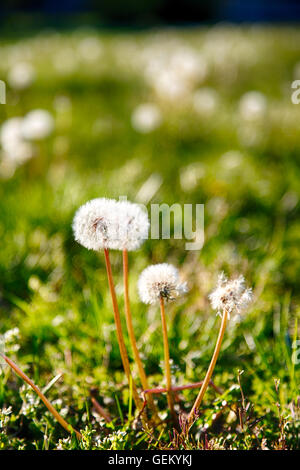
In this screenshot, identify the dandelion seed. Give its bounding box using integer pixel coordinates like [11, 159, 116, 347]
[138, 263, 188, 305]
[209, 272, 253, 318]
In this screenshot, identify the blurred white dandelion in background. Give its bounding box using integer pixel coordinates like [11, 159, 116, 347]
[0, 117, 34, 173]
[220, 150, 244, 170]
[52, 47, 78, 75]
[193, 87, 219, 115]
[77, 36, 103, 63]
[21, 109, 54, 141]
[239, 91, 267, 121]
[7, 62, 35, 90]
[180, 162, 206, 192]
[131, 103, 162, 133]
[72, 198, 119, 251]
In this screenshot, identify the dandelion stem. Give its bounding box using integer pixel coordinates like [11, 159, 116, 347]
[123, 249, 158, 417]
[159, 296, 176, 425]
[90, 397, 111, 423]
[1, 353, 82, 440]
[103, 248, 142, 411]
[188, 309, 228, 426]
[143, 379, 222, 398]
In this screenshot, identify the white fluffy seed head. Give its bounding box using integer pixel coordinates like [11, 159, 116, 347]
[209, 272, 253, 318]
[113, 200, 149, 251]
[72, 198, 149, 252]
[138, 263, 188, 305]
[72, 198, 119, 251]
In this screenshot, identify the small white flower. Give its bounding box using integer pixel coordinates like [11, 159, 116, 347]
[138, 263, 188, 304]
[72, 198, 119, 251]
[21, 109, 54, 140]
[209, 273, 252, 318]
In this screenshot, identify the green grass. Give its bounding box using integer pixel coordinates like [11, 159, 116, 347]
[0, 25, 299, 450]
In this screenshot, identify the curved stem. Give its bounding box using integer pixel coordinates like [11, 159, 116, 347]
[103, 248, 142, 411]
[159, 296, 176, 425]
[143, 379, 222, 397]
[1, 353, 82, 440]
[123, 250, 158, 417]
[90, 396, 111, 423]
[188, 309, 228, 426]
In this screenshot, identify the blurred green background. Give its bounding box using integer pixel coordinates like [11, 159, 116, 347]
[0, 25, 299, 449]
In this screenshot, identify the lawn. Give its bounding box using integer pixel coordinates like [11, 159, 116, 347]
[0, 25, 299, 450]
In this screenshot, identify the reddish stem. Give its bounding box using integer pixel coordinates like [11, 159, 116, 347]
[90, 396, 112, 423]
[1, 353, 82, 439]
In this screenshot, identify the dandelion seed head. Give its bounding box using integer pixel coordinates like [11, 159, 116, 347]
[209, 272, 252, 318]
[73, 198, 149, 252]
[113, 200, 149, 251]
[72, 198, 119, 251]
[138, 263, 188, 304]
